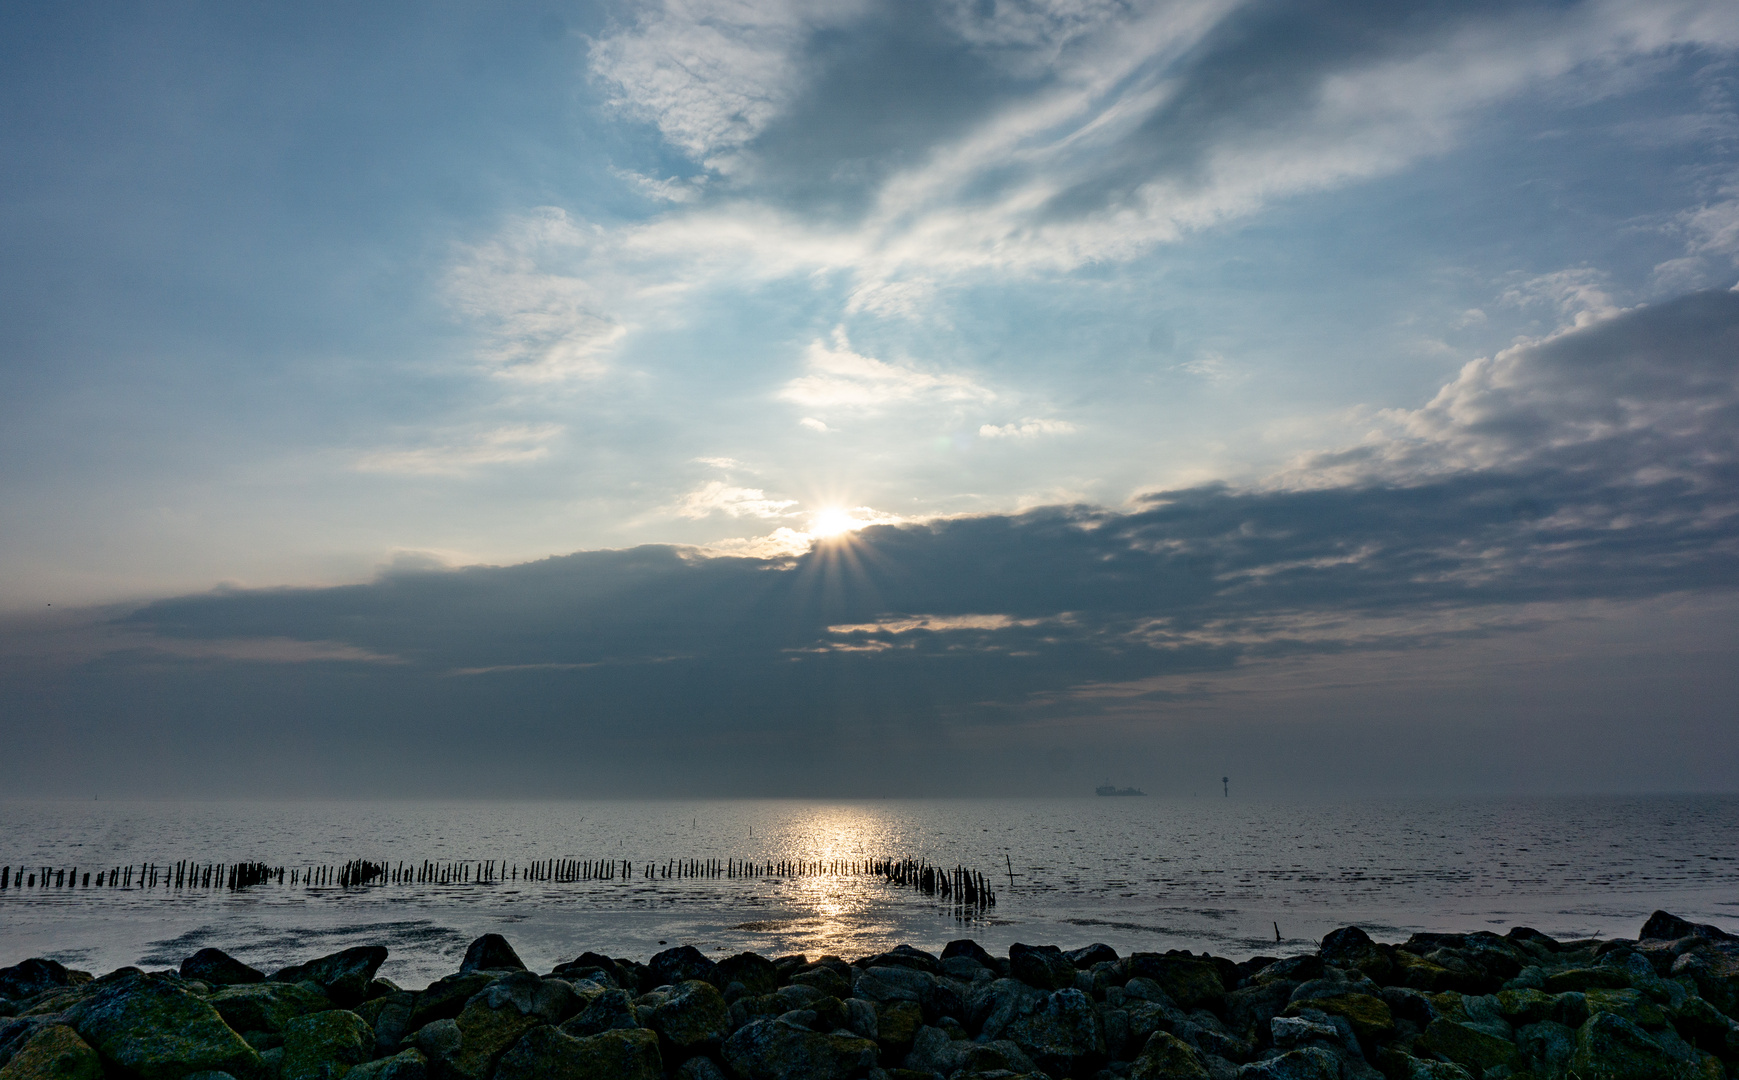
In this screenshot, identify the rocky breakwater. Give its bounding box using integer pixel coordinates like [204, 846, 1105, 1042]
[3, 911, 1738, 1080]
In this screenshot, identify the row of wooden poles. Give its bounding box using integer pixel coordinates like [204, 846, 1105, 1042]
[1, 856, 995, 909]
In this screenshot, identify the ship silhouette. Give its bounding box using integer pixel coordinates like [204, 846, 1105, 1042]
[1095, 782, 1146, 796]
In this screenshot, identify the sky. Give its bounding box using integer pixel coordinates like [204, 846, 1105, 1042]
[2, 0, 1738, 796]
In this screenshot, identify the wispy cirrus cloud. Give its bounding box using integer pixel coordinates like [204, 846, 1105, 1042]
[353, 424, 563, 476]
[777, 329, 993, 409]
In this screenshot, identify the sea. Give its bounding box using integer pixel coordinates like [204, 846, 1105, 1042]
[2, 796, 1736, 988]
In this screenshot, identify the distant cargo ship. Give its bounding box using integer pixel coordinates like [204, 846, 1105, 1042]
[1095, 784, 1146, 796]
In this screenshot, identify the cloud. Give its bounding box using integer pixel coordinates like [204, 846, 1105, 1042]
[799, 417, 830, 432]
[978, 418, 1075, 439]
[777, 328, 993, 408]
[352, 425, 563, 475]
[6, 291, 1738, 794]
[675, 481, 799, 519]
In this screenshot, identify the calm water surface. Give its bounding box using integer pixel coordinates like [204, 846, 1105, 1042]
[2, 796, 1735, 987]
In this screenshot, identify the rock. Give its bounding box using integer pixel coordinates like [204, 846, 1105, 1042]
[412, 1018, 460, 1064]
[1008, 945, 1076, 992]
[550, 953, 628, 989]
[1234, 1047, 1339, 1080]
[353, 993, 414, 1057]
[873, 1000, 921, 1048]
[560, 989, 640, 1037]
[720, 1017, 879, 1080]
[854, 967, 957, 1023]
[1673, 994, 1739, 1057]
[1417, 1018, 1517, 1074]
[339, 1048, 426, 1080]
[787, 965, 852, 1000]
[1125, 956, 1226, 1013]
[1403, 1061, 1473, 1080]
[448, 980, 556, 1078]
[649, 947, 718, 989]
[1571, 1011, 1702, 1079]
[1546, 967, 1633, 994]
[1318, 928, 1394, 982]
[0, 964, 81, 1005]
[407, 974, 496, 1029]
[714, 954, 779, 998]
[941, 941, 1004, 975]
[1515, 1020, 1577, 1074]
[493, 1026, 662, 1080]
[1641, 911, 1734, 942]
[458, 935, 525, 975]
[208, 983, 333, 1034]
[469, 971, 577, 1025]
[1494, 988, 1555, 1026]
[279, 1010, 373, 1080]
[65, 973, 263, 1080]
[901, 1025, 963, 1076]
[1281, 995, 1393, 1043]
[1002, 987, 1104, 1078]
[1129, 1031, 1210, 1080]
[1065, 944, 1119, 970]
[842, 998, 877, 1041]
[270, 949, 388, 1009]
[642, 980, 729, 1056]
[862, 947, 942, 976]
[0, 1024, 102, 1080]
[180, 951, 265, 987]
[968, 979, 1046, 1042]
[1250, 958, 1323, 986]
[676, 1055, 728, 1080]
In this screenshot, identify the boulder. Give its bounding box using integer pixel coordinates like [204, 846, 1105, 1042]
[279, 1010, 373, 1080]
[873, 1000, 921, 1049]
[180, 951, 265, 987]
[493, 1027, 661, 1080]
[1318, 927, 1394, 982]
[941, 941, 1004, 975]
[1281, 994, 1394, 1043]
[649, 947, 718, 989]
[1571, 1011, 1703, 1080]
[714, 953, 779, 998]
[208, 983, 333, 1034]
[412, 1018, 460, 1065]
[467, 971, 577, 1025]
[0, 964, 81, 1005]
[1403, 1061, 1474, 1080]
[550, 954, 627, 989]
[1065, 944, 1119, 969]
[676, 1055, 728, 1080]
[861, 946, 941, 976]
[458, 935, 525, 975]
[786, 964, 852, 1000]
[407, 974, 496, 1029]
[0, 1024, 102, 1080]
[1515, 1020, 1577, 1075]
[1008, 944, 1076, 992]
[270, 949, 388, 1009]
[1417, 1018, 1517, 1074]
[339, 1049, 427, 1080]
[1002, 988, 1104, 1078]
[853, 967, 957, 1023]
[65, 973, 263, 1080]
[1641, 911, 1734, 942]
[1129, 1031, 1211, 1080]
[444, 995, 545, 1080]
[352, 992, 414, 1057]
[1235, 1047, 1340, 1080]
[559, 989, 640, 1037]
[968, 979, 1047, 1042]
[641, 980, 729, 1056]
[720, 1017, 879, 1080]
[1125, 955, 1226, 1012]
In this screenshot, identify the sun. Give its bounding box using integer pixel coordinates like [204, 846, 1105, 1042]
[808, 508, 858, 539]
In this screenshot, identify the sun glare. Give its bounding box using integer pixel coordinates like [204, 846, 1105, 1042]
[808, 508, 858, 539]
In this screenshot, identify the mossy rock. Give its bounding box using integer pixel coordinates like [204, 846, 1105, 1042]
[340, 1049, 426, 1080]
[1128, 1031, 1210, 1080]
[1418, 1018, 1517, 1074]
[494, 1027, 660, 1080]
[1123, 956, 1224, 1012]
[1585, 988, 1671, 1030]
[444, 997, 543, 1080]
[279, 1011, 373, 1080]
[209, 983, 333, 1035]
[66, 974, 264, 1080]
[0, 1024, 103, 1080]
[1283, 993, 1394, 1041]
[1544, 968, 1632, 994]
[1571, 1012, 1710, 1080]
[874, 1000, 922, 1049]
[1495, 988, 1556, 1025]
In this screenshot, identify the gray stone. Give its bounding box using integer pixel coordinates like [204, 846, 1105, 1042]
[493, 1026, 662, 1080]
[1234, 1047, 1339, 1080]
[714, 954, 779, 999]
[1002, 987, 1104, 1077]
[560, 989, 640, 1037]
[181, 951, 265, 987]
[642, 980, 730, 1055]
[65, 973, 263, 1080]
[854, 967, 959, 1023]
[0, 964, 82, 1005]
[649, 947, 718, 989]
[406, 973, 495, 1030]
[279, 1011, 372, 1080]
[675, 1055, 727, 1080]
[1129, 1031, 1211, 1080]
[467, 971, 577, 1025]
[967, 978, 1045, 1042]
[1009, 944, 1077, 991]
[458, 935, 525, 975]
[1571, 1011, 1702, 1079]
[269, 950, 387, 1009]
[720, 1017, 879, 1080]
[412, 1018, 460, 1064]
[339, 1049, 426, 1080]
